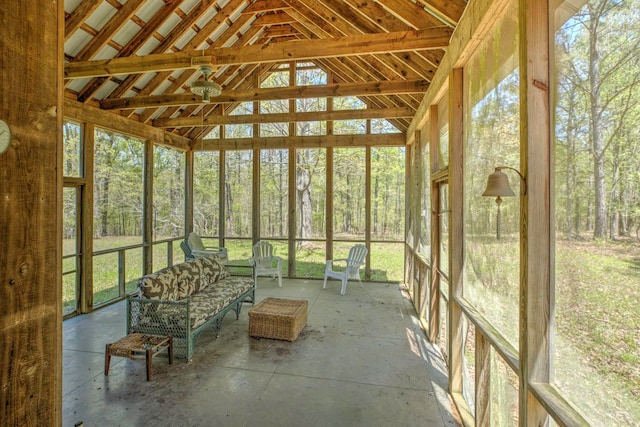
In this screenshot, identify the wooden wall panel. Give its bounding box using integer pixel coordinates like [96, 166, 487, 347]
[0, 0, 63, 424]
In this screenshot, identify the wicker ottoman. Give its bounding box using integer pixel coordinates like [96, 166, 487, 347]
[248, 298, 308, 341]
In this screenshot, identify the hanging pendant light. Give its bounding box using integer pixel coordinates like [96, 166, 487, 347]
[190, 65, 221, 103]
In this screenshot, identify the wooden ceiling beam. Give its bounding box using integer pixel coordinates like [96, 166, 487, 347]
[283, 1, 336, 38]
[341, 0, 434, 32]
[286, 0, 358, 37]
[286, 0, 433, 80]
[263, 25, 300, 37]
[193, 133, 405, 150]
[181, 63, 272, 139]
[374, 0, 443, 29]
[155, 106, 415, 127]
[314, 58, 410, 132]
[64, 27, 453, 79]
[309, 0, 438, 80]
[100, 79, 429, 110]
[64, 99, 191, 150]
[242, 0, 291, 14]
[414, 0, 466, 27]
[127, 2, 256, 117]
[317, 0, 387, 34]
[335, 55, 422, 106]
[315, 57, 412, 131]
[253, 35, 300, 45]
[252, 11, 298, 25]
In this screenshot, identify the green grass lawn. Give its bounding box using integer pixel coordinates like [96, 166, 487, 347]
[463, 235, 640, 424]
[554, 238, 640, 424]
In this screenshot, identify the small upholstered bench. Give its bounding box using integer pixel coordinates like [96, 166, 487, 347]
[127, 257, 254, 360]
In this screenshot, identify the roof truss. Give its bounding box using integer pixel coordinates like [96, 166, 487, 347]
[63, 0, 468, 144]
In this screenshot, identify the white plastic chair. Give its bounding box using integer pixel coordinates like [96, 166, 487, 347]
[323, 244, 368, 295]
[185, 232, 229, 264]
[249, 241, 283, 287]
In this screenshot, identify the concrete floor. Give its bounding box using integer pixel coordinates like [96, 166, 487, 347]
[63, 278, 461, 427]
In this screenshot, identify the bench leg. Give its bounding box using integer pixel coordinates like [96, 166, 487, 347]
[146, 348, 152, 381]
[168, 336, 173, 365]
[104, 344, 111, 376]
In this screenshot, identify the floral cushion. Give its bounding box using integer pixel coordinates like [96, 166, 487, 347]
[189, 277, 254, 329]
[138, 268, 179, 300]
[174, 260, 205, 299]
[137, 257, 231, 301]
[199, 256, 229, 287]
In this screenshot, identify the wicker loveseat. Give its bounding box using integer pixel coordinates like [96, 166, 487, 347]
[126, 256, 254, 360]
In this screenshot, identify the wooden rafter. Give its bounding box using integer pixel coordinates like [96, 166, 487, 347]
[72, 0, 146, 62]
[103, 0, 222, 102]
[65, 0, 102, 39]
[242, 0, 291, 14]
[76, 0, 186, 103]
[414, 0, 466, 27]
[284, 0, 437, 83]
[280, 0, 428, 129]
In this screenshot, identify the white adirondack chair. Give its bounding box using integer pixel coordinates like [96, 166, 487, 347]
[184, 232, 229, 264]
[323, 244, 368, 295]
[249, 241, 283, 287]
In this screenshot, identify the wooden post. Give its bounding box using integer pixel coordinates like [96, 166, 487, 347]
[219, 150, 226, 245]
[405, 142, 413, 286]
[326, 147, 334, 261]
[118, 250, 126, 296]
[143, 140, 154, 274]
[448, 68, 464, 395]
[429, 105, 440, 343]
[253, 72, 261, 245]
[288, 147, 296, 277]
[185, 149, 194, 235]
[365, 146, 371, 280]
[410, 131, 421, 300]
[413, 130, 422, 277]
[288, 62, 296, 276]
[0, 0, 63, 424]
[252, 147, 260, 245]
[476, 330, 491, 426]
[81, 122, 95, 313]
[326, 92, 334, 261]
[519, 0, 552, 425]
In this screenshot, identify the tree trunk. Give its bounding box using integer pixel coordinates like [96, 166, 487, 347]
[588, 2, 607, 238]
[609, 135, 621, 240]
[296, 150, 313, 240]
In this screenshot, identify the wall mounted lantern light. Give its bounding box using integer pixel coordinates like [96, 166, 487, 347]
[482, 166, 526, 240]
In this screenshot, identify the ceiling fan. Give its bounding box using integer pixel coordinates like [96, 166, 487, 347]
[190, 65, 221, 103]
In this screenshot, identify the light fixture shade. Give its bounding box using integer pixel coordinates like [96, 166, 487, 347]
[482, 169, 515, 197]
[190, 65, 221, 102]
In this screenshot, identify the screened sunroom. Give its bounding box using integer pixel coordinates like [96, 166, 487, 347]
[2, 0, 639, 425]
